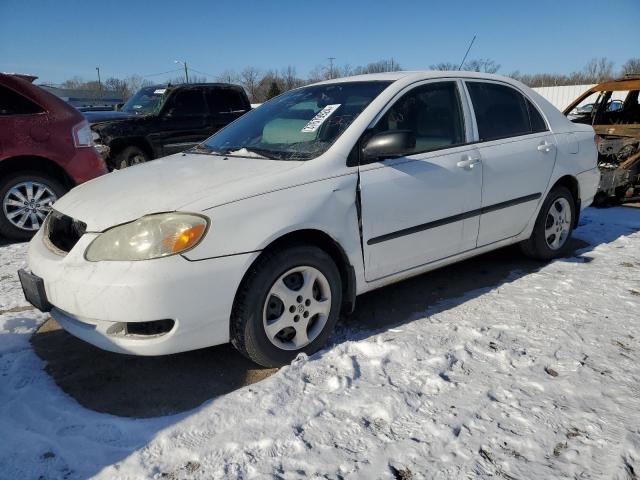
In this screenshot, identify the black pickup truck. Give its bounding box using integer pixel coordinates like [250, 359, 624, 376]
[86, 83, 251, 169]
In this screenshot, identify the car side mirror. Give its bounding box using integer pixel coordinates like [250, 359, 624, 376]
[361, 130, 416, 163]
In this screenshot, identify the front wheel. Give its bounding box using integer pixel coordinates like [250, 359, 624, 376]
[231, 245, 343, 367]
[114, 146, 148, 170]
[0, 172, 66, 241]
[520, 186, 576, 260]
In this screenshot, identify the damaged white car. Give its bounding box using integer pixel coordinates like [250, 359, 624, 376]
[20, 71, 599, 367]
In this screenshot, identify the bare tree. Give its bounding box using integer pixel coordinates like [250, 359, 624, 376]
[125, 75, 152, 96]
[240, 66, 261, 101]
[216, 69, 240, 84]
[621, 58, 640, 76]
[583, 57, 614, 83]
[463, 58, 500, 73]
[430, 62, 458, 71]
[280, 65, 303, 90]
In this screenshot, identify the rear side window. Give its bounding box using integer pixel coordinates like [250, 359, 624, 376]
[166, 90, 207, 116]
[466, 82, 531, 141]
[206, 89, 248, 113]
[0, 85, 44, 115]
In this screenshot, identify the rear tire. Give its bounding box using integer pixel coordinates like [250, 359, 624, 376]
[520, 186, 576, 260]
[231, 245, 343, 367]
[114, 146, 148, 169]
[0, 172, 66, 241]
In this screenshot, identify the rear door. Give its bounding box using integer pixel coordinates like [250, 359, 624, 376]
[359, 80, 483, 281]
[204, 88, 250, 138]
[154, 89, 208, 156]
[464, 81, 556, 246]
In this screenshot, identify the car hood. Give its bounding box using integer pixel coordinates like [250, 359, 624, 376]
[83, 110, 136, 123]
[53, 153, 304, 231]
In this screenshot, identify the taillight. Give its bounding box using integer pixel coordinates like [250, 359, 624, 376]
[72, 121, 93, 148]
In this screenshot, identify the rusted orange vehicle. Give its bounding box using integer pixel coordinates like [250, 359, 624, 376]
[564, 74, 640, 204]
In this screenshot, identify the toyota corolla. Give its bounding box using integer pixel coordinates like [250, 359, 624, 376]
[19, 71, 599, 367]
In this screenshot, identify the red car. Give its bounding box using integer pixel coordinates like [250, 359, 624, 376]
[0, 73, 108, 240]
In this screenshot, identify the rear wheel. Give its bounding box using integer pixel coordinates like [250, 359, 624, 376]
[520, 186, 575, 260]
[231, 245, 343, 367]
[0, 172, 66, 241]
[114, 146, 148, 169]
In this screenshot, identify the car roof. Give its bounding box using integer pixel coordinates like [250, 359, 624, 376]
[148, 82, 243, 90]
[590, 76, 640, 92]
[311, 70, 520, 85]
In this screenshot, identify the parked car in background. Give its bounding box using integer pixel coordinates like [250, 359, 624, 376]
[0, 73, 107, 240]
[21, 71, 598, 367]
[564, 74, 640, 204]
[86, 83, 251, 169]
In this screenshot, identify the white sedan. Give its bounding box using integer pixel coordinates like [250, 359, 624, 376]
[20, 71, 599, 367]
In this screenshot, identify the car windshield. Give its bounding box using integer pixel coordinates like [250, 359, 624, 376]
[199, 81, 392, 160]
[121, 86, 168, 115]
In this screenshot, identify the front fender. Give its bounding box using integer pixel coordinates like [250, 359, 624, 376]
[182, 173, 363, 276]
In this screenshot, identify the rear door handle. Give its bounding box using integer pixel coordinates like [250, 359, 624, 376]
[457, 155, 481, 169]
[537, 141, 555, 153]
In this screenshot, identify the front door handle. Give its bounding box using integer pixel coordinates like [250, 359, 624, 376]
[457, 155, 481, 169]
[537, 141, 555, 153]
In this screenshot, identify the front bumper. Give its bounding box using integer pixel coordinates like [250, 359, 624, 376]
[27, 228, 259, 355]
[65, 147, 109, 185]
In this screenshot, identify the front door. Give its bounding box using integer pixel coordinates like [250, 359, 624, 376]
[154, 89, 209, 156]
[359, 81, 483, 281]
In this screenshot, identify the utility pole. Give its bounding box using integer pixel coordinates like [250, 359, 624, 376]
[95, 66, 102, 99]
[174, 60, 189, 83]
[327, 57, 336, 79]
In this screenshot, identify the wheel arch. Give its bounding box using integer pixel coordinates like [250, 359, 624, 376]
[0, 155, 75, 189]
[236, 228, 357, 317]
[549, 174, 580, 228]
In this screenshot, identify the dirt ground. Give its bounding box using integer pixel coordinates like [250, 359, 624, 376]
[29, 236, 591, 419]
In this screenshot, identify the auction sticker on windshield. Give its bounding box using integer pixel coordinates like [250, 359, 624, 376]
[301, 104, 341, 132]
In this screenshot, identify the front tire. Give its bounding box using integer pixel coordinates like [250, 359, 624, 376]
[0, 172, 66, 241]
[114, 146, 148, 170]
[520, 186, 576, 260]
[231, 245, 343, 367]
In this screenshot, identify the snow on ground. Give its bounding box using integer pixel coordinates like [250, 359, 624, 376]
[1, 207, 639, 479]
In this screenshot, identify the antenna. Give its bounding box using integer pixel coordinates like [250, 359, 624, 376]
[458, 35, 477, 70]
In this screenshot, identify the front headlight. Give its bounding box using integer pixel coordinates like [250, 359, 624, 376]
[85, 213, 209, 261]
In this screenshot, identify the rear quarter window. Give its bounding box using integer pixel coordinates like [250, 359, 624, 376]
[0, 85, 44, 115]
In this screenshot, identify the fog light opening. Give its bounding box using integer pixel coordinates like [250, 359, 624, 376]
[124, 319, 175, 337]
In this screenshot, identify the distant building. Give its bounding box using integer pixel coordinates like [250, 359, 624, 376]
[39, 85, 123, 109]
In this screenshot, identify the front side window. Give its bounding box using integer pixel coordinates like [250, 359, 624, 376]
[371, 81, 465, 154]
[466, 82, 531, 141]
[201, 81, 391, 160]
[165, 90, 207, 116]
[0, 85, 44, 115]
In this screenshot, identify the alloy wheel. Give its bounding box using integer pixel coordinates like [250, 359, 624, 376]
[544, 197, 572, 250]
[263, 266, 332, 351]
[2, 181, 57, 231]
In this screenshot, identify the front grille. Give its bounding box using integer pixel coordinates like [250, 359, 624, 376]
[44, 211, 87, 254]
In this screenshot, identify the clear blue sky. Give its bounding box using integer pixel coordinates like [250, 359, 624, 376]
[1, 0, 638, 84]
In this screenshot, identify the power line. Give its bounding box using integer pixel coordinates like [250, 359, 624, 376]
[188, 67, 218, 79]
[142, 68, 183, 78]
